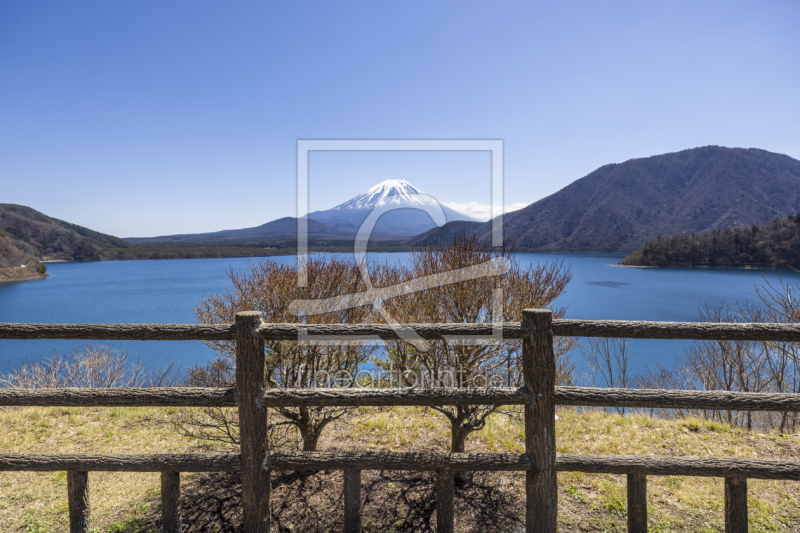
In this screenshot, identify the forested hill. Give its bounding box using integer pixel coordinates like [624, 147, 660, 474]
[478, 146, 800, 252]
[0, 203, 132, 261]
[621, 213, 800, 269]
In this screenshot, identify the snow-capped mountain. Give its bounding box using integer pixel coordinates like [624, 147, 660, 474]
[330, 180, 435, 210]
[308, 179, 476, 237]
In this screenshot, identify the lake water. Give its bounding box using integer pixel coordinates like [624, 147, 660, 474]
[0, 253, 797, 376]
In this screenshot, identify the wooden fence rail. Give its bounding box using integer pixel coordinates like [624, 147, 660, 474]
[5, 317, 800, 342]
[4, 385, 800, 413]
[1, 311, 799, 532]
[2, 451, 796, 479]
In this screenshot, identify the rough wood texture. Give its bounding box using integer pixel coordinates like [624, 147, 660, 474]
[264, 451, 800, 480]
[725, 476, 748, 533]
[343, 469, 362, 533]
[265, 451, 531, 471]
[0, 387, 237, 407]
[553, 319, 800, 341]
[260, 387, 529, 408]
[3, 318, 799, 342]
[4, 452, 795, 479]
[0, 453, 240, 471]
[0, 322, 235, 340]
[523, 309, 557, 532]
[556, 454, 800, 480]
[4, 385, 794, 412]
[161, 471, 181, 533]
[436, 469, 455, 533]
[236, 312, 270, 533]
[627, 473, 647, 533]
[257, 322, 529, 340]
[68, 471, 90, 533]
[554, 386, 800, 412]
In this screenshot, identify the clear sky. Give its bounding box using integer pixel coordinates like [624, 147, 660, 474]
[1, 1, 798, 237]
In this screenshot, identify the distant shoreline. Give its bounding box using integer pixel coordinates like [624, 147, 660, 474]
[613, 263, 656, 268]
[616, 262, 797, 271]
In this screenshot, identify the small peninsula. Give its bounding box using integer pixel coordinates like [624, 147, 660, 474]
[621, 213, 800, 270]
[0, 231, 47, 283]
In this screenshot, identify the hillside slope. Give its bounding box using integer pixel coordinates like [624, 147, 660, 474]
[480, 147, 800, 252]
[0, 232, 47, 282]
[0, 204, 131, 261]
[406, 220, 483, 246]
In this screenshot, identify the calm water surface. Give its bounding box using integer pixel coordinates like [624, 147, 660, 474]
[0, 253, 797, 374]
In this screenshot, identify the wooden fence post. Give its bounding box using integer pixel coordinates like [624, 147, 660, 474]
[161, 471, 181, 533]
[725, 476, 748, 533]
[626, 473, 647, 533]
[236, 311, 270, 533]
[436, 468, 455, 533]
[67, 470, 90, 533]
[522, 309, 557, 533]
[344, 469, 362, 533]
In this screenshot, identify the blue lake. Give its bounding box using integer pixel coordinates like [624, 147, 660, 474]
[0, 253, 797, 376]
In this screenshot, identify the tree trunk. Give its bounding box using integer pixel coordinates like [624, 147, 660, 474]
[302, 428, 321, 452]
[451, 424, 471, 485]
[297, 416, 322, 475]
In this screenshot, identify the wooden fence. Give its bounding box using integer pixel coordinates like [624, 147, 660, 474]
[2, 309, 800, 533]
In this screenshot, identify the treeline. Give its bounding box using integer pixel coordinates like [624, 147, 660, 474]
[622, 213, 800, 269]
[99, 246, 287, 261]
[101, 239, 413, 261]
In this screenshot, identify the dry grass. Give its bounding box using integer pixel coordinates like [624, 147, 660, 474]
[0, 406, 193, 532]
[1, 405, 799, 532]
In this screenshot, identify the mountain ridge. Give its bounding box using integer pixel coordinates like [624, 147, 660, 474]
[7, 146, 800, 270]
[126, 217, 344, 245]
[477, 146, 800, 252]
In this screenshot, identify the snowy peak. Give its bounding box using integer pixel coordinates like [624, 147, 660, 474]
[307, 179, 477, 237]
[331, 179, 433, 210]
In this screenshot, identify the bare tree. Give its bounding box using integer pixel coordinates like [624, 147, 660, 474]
[579, 337, 637, 414]
[752, 277, 800, 432]
[375, 235, 575, 482]
[672, 303, 771, 429]
[182, 256, 374, 452]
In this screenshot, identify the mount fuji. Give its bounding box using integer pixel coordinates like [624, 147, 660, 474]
[308, 180, 476, 237]
[127, 179, 477, 245]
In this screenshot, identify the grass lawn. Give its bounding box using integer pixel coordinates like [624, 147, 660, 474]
[1, 405, 798, 532]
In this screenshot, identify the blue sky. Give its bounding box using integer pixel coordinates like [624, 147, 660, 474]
[1, 1, 798, 237]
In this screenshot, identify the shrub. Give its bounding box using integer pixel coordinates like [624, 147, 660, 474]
[0, 345, 179, 388]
